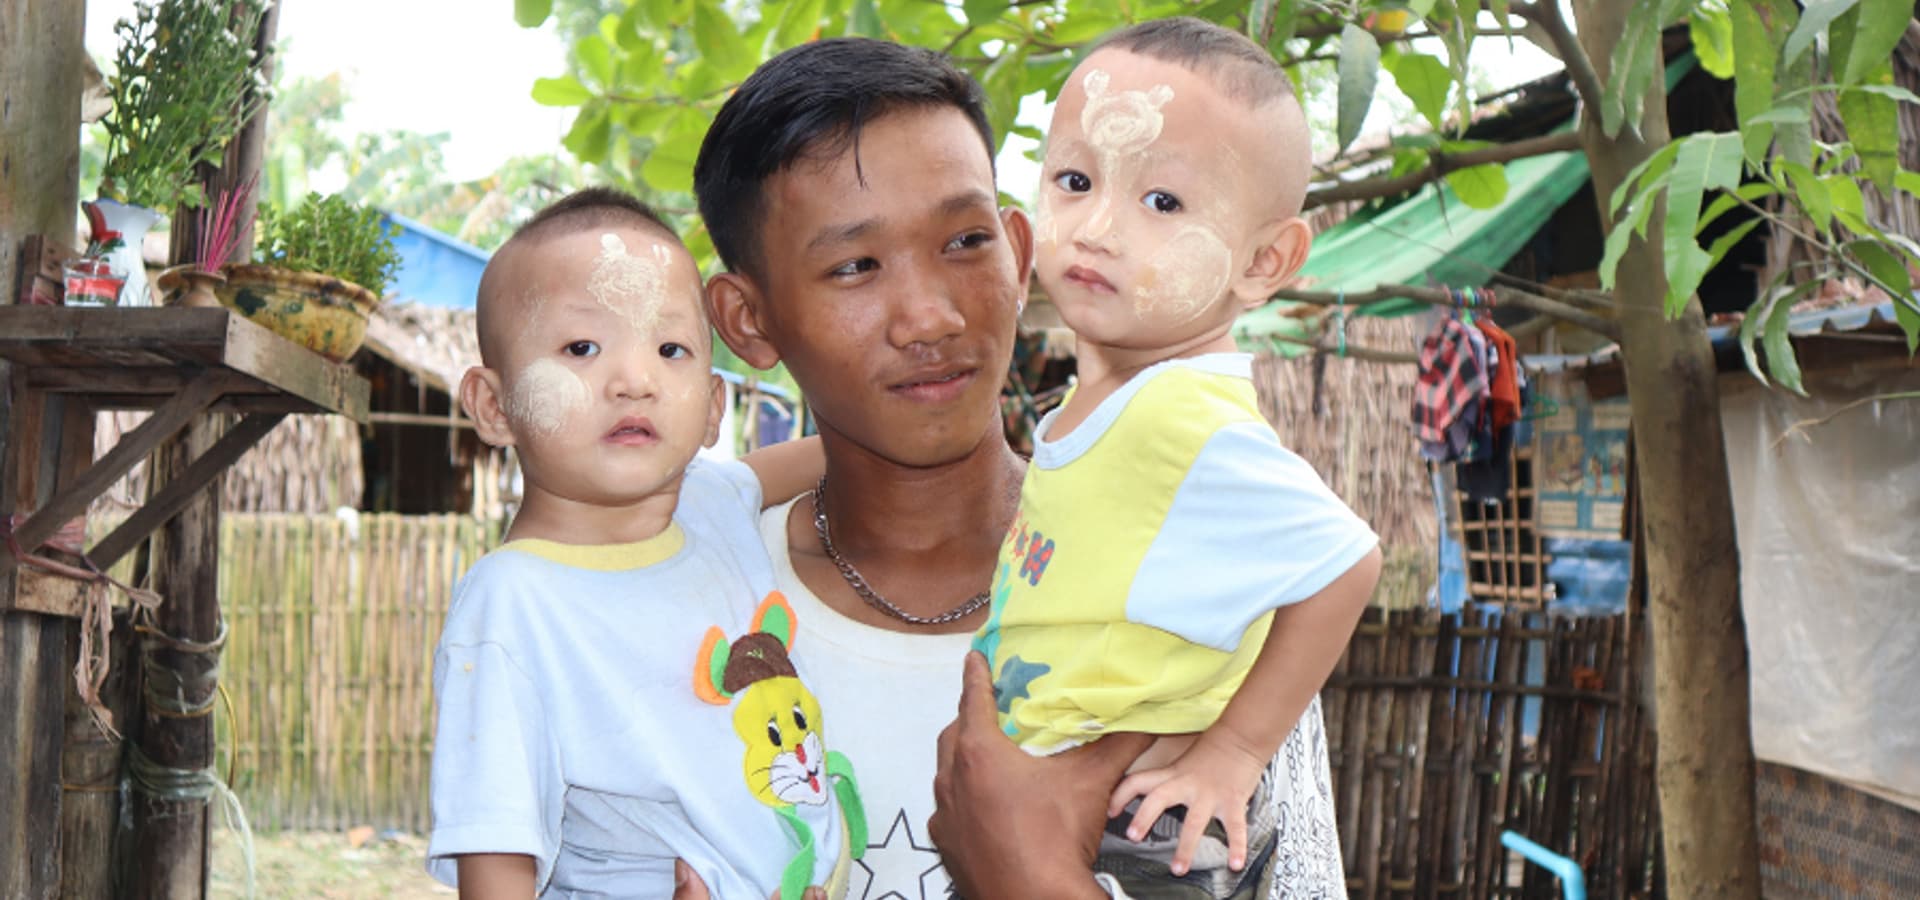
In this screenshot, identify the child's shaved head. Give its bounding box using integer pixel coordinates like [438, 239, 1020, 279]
[476, 187, 683, 364]
[1092, 17, 1312, 218]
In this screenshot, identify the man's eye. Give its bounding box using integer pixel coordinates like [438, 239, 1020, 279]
[564, 340, 600, 358]
[945, 231, 993, 252]
[829, 257, 880, 278]
[1054, 170, 1092, 193]
[1141, 191, 1182, 214]
[659, 342, 691, 360]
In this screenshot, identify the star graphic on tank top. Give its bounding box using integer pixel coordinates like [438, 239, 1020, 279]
[852, 809, 949, 900]
[992, 655, 1051, 714]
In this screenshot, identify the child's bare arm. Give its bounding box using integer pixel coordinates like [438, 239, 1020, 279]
[740, 436, 824, 508]
[1109, 546, 1382, 874]
[456, 854, 535, 900]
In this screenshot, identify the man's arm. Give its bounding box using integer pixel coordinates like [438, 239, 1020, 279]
[929, 652, 1154, 899]
[740, 436, 823, 508]
[457, 854, 535, 900]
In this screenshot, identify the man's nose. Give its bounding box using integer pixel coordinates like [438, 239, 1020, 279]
[887, 267, 967, 349]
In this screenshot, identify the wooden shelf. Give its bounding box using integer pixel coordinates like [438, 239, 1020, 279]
[0, 307, 372, 607]
[0, 307, 368, 420]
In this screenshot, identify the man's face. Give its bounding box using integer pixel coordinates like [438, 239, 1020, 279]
[744, 105, 1029, 467]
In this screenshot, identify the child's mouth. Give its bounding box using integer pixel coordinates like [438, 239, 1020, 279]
[606, 417, 658, 445]
[1064, 265, 1116, 293]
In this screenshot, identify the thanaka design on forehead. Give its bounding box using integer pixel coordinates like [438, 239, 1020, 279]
[587, 232, 679, 335]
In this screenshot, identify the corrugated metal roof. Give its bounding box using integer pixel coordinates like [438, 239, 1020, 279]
[1521, 301, 1910, 374]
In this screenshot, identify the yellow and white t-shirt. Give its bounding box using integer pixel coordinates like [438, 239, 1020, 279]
[973, 353, 1378, 753]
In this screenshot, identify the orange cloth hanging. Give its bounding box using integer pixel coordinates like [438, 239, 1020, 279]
[1477, 319, 1521, 429]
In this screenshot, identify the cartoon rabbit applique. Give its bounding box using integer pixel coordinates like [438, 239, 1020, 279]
[695, 593, 866, 900]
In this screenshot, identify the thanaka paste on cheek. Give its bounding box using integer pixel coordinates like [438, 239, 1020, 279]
[1135, 225, 1234, 321]
[504, 358, 591, 436]
[587, 233, 675, 335]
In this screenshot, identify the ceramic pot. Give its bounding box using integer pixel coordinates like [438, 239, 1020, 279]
[155, 265, 227, 308]
[212, 264, 378, 361]
[83, 198, 163, 307]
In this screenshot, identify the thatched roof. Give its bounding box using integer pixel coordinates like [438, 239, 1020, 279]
[361, 303, 481, 397]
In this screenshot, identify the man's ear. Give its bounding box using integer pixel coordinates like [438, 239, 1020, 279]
[1231, 216, 1313, 309]
[707, 272, 782, 370]
[1000, 205, 1035, 311]
[460, 366, 517, 448]
[702, 373, 726, 449]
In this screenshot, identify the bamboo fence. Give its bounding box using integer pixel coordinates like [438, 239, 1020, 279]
[214, 512, 495, 833]
[1327, 606, 1663, 899]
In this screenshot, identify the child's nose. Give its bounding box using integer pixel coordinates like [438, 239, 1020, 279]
[1074, 192, 1118, 253]
[609, 355, 660, 399]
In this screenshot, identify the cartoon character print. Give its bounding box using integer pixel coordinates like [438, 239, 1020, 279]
[971, 515, 1054, 739]
[696, 593, 867, 900]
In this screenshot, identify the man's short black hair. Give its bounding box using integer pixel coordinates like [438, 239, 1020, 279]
[693, 38, 995, 279]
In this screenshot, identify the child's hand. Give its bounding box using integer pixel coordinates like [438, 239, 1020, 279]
[1106, 729, 1268, 876]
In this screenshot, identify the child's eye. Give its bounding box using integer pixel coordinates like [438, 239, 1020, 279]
[1054, 170, 1092, 193]
[829, 257, 880, 279]
[791, 704, 809, 731]
[944, 231, 993, 253]
[564, 340, 600, 358]
[659, 342, 691, 360]
[765, 718, 783, 748]
[1141, 191, 1182, 214]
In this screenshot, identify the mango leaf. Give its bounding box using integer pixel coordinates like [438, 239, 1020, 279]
[1601, 10, 1660, 137]
[1744, 105, 1810, 126]
[532, 75, 594, 107]
[1773, 22, 1817, 169]
[640, 109, 708, 194]
[1782, 0, 1858, 65]
[1739, 279, 1816, 385]
[562, 101, 613, 163]
[1703, 218, 1763, 279]
[1897, 169, 1920, 198]
[1762, 282, 1808, 395]
[849, 0, 883, 38]
[1663, 132, 1745, 314]
[1826, 173, 1871, 233]
[1336, 24, 1381, 154]
[1898, 299, 1920, 354]
[1445, 163, 1508, 209]
[1696, 182, 1779, 234]
[1248, 0, 1279, 42]
[1776, 161, 1831, 232]
[1386, 51, 1454, 132]
[1848, 84, 1920, 104]
[1690, 4, 1735, 79]
[1600, 196, 1658, 289]
[1838, 62, 1900, 191]
[1730, 0, 1787, 161]
[771, 0, 826, 51]
[1836, 0, 1911, 85]
[1848, 240, 1913, 307]
[1610, 139, 1682, 217]
[692, 0, 753, 79]
[514, 0, 553, 28]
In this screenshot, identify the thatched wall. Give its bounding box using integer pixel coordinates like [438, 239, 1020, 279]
[1252, 314, 1436, 555]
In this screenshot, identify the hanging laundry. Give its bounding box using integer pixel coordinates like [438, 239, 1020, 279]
[1477, 318, 1522, 429]
[1413, 314, 1492, 463]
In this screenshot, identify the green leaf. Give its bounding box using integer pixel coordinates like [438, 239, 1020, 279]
[848, 0, 884, 38]
[1690, 4, 1735, 79]
[1773, 25, 1817, 169]
[514, 0, 553, 28]
[1744, 105, 1810, 126]
[963, 0, 1007, 26]
[1848, 84, 1920, 104]
[1663, 132, 1745, 313]
[1771, 161, 1829, 231]
[771, 0, 826, 51]
[574, 36, 614, 88]
[1897, 169, 1920, 199]
[1730, 0, 1786, 161]
[1599, 197, 1657, 289]
[1897, 298, 1920, 354]
[641, 109, 708, 194]
[1445, 163, 1508, 209]
[1385, 51, 1453, 132]
[531, 75, 594, 107]
[1762, 282, 1808, 395]
[1849, 240, 1913, 305]
[1838, 62, 1900, 191]
[1703, 217, 1763, 277]
[980, 50, 1029, 156]
[1836, 0, 1911, 85]
[1826, 173, 1870, 233]
[1697, 182, 1779, 234]
[1336, 24, 1381, 154]
[1601, 11, 1660, 137]
[1609, 139, 1681, 217]
[562, 101, 613, 163]
[1738, 279, 1817, 385]
[1782, 0, 1857, 66]
[692, 0, 753, 79]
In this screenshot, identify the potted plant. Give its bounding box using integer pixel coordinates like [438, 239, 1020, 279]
[213, 192, 402, 361]
[156, 177, 256, 308]
[92, 0, 270, 306]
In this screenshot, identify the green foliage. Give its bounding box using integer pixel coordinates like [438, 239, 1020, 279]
[1336, 24, 1381, 153]
[257, 193, 403, 297]
[99, 0, 272, 211]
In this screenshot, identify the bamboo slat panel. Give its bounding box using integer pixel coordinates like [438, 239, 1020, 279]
[214, 512, 494, 832]
[1324, 607, 1663, 899]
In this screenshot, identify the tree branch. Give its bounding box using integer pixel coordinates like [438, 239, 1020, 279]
[1269, 282, 1621, 340]
[1264, 331, 1421, 364]
[1511, 0, 1606, 118]
[1304, 131, 1582, 209]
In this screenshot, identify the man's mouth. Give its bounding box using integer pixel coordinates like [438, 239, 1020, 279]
[605, 416, 658, 445]
[890, 368, 977, 403]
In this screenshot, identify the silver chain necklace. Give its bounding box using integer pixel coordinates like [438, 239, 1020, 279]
[811, 476, 992, 626]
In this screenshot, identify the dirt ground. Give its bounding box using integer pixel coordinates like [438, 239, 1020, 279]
[210, 828, 450, 899]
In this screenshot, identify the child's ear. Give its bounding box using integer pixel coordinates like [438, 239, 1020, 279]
[707, 273, 782, 370]
[702, 373, 725, 449]
[460, 366, 517, 448]
[1231, 217, 1313, 309]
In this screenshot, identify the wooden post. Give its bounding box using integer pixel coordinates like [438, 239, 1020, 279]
[1, 2, 88, 896]
[127, 4, 280, 895]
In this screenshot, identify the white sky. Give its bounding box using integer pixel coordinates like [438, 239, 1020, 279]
[85, 3, 1559, 204]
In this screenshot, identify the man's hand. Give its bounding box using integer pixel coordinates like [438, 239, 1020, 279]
[672, 860, 825, 900]
[1108, 727, 1268, 875]
[929, 652, 1152, 899]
